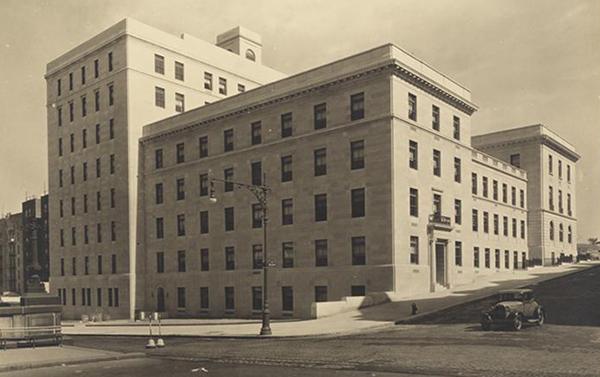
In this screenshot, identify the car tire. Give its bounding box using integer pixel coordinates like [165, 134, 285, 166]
[481, 323, 491, 331]
[512, 315, 523, 331]
[537, 309, 545, 326]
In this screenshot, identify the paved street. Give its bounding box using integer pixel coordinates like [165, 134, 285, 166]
[4, 264, 600, 377]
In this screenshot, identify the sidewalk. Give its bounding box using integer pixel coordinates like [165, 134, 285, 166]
[62, 262, 598, 338]
[0, 345, 144, 373]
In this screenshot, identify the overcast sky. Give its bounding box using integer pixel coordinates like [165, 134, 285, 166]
[0, 0, 598, 240]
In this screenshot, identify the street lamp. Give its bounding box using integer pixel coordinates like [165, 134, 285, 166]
[209, 174, 272, 336]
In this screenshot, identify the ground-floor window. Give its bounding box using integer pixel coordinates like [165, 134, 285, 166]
[252, 286, 262, 311]
[351, 285, 366, 296]
[315, 286, 328, 302]
[282, 286, 294, 312]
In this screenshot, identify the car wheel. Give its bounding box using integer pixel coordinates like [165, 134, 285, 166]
[512, 315, 523, 331]
[537, 309, 545, 326]
[481, 322, 491, 331]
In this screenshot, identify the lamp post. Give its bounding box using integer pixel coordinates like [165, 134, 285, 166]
[209, 174, 272, 336]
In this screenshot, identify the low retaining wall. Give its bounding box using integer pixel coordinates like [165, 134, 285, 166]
[310, 292, 390, 318]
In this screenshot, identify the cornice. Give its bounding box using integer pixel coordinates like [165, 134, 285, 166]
[475, 135, 580, 163]
[393, 66, 477, 116]
[142, 61, 477, 144]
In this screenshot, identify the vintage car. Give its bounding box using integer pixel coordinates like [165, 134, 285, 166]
[480, 289, 545, 331]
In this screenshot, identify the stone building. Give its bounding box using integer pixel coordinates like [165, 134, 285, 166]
[0, 213, 23, 294]
[472, 125, 579, 265]
[21, 195, 50, 292]
[45, 18, 284, 319]
[135, 44, 532, 319]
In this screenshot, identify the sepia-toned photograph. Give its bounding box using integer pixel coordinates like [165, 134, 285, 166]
[0, 0, 599, 376]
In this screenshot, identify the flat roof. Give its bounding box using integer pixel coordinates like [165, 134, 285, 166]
[142, 43, 477, 140]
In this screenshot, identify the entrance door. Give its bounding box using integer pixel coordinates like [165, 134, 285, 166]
[435, 242, 446, 286]
[156, 287, 165, 312]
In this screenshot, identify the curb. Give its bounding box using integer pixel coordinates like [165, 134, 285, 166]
[0, 351, 146, 373]
[395, 264, 598, 325]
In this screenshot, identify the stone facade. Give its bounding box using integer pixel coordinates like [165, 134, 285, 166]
[472, 125, 579, 265]
[45, 18, 284, 320]
[135, 44, 534, 319]
[0, 213, 23, 294]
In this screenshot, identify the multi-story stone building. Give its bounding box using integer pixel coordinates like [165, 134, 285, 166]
[45, 18, 284, 319]
[472, 125, 579, 265]
[22, 195, 50, 292]
[135, 44, 532, 319]
[0, 213, 23, 294]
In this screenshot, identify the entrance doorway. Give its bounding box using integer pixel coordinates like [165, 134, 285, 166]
[435, 242, 446, 286]
[156, 287, 165, 312]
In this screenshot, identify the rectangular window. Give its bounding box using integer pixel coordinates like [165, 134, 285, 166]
[224, 168, 234, 192]
[351, 188, 366, 218]
[251, 121, 262, 145]
[94, 59, 99, 78]
[474, 247, 480, 268]
[156, 217, 164, 239]
[200, 287, 209, 309]
[218, 77, 227, 95]
[352, 236, 366, 265]
[175, 61, 184, 80]
[108, 84, 114, 106]
[155, 149, 163, 169]
[84, 256, 89, 275]
[70, 166, 75, 185]
[472, 173, 477, 195]
[493, 180, 498, 200]
[409, 140, 418, 169]
[96, 158, 101, 178]
[200, 248, 209, 271]
[351, 285, 366, 296]
[520, 220, 526, 239]
[454, 157, 461, 182]
[253, 204, 262, 229]
[225, 247, 235, 270]
[510, 154, 521, 168]
[154, 54, 164, 74]
[410, 236, 419, 264]
[200, 210, 209, 234]
[315, 286, 328, 303]
[482, 177, 488, 197]
[57, 78, 61, 96]
[224, 207, 234, 231]
[483, 212, 489, 233]
[282, 242, 294, 268]
[177, 250, 186, 272]
[224, 129, 234, 152]
[82, 162, 87, 181]
[511, 187, 516, 206]
[433, 194, 442, 215]
[69, 102, 74, 122]
[512, 218, 517, 238]
[175, 93, 185, 112]
[503, 216, 508, 236]
[282, 199, 293, 225]
[409, 188, 418, 217]
[58, 138, 63, 156]
[155, 87, 165, 108]
[177, 287, 186, 309]
[282, 287, 294, 312]
[110, 188, 115, 208]
[432, 105, 440, 131]
[315, 239, 328, 267]
[502, 183, 508, 203]
[97, 255, 102, 275]
[314, 148, 327, 176]
[204, 72, 213, 90]
[57, 107, 62, 126]
[472, 209, 478, 231]
[225, 287, 235, 311]
[558, 160, 562, 179]
[485, 248, 490, 268]
[350, 140, 365, 170]
[453, 116, 461, 140]
[176, 142, 185, 163]
[72, 256, 77, 275]
[176, 178, 185, 200]
[70, 133, 74, 153]
[567, 165, 571, 182]
[495, 249, 500, 269]
[314, 103, 327, 129]
[156, 252, 164, 273]
[433, 149, 441, 177]
[281, 112, 293, 138]
[199, 174, 208, 196]
[252, 287, 262, 311]
[281, 155, 293, 182]
[237, 84, 245, 93]
[177, 214, 186, 236]
[408, 93, 417, 121]
[350, 92, 364, 120]
[455, 241, 463, 266]
[91, 92, 99, 116]
[493, 214, 499, 235]
[505, 250, 510, 269]
[252, 244, 263, 269]
[96, 191, 101, 210]
[83, 194, 88, 213]
[108, 52, 113, 71]
[199, 136, 208, 158]
[314, 194, 327, 222]
[81, 96, 87, 117]
[251, 161, 262, 186]
[549, 155, 553, 175]
[69, 72, 73, 90]
[520, 189, 525, 208]
[454, 199, 462, 225]
[549, 186, 554, 210]
[110, 154, 115, 174]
